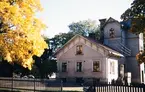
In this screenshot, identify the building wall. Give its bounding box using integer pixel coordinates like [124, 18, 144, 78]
[103, 22, 125, 54]
[103, 20, 144, 83]
[103, 22, 126, 72]
[104, 22, 121, 39]
[56, 37, 109, 82]
[107, 58, 118, 83]
[126, 33, 144, 83]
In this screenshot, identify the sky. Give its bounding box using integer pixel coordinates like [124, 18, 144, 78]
[38, 0, 133, 38]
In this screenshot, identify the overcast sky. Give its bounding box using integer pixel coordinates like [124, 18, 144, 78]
[38, 0, 133, 38]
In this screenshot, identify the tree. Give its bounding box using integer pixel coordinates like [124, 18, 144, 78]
[50, 32, 74, 52]
[0, 60, 13, 77]
[33, 49, 57, 79]
[121, 0, 145, 64]
[49, 20, 101, 52]
[121, 0, 145, 34]
[0, 0, 48, 70]
[0, 48, 57, 78]
[136, 50, 145, 64]
[69, 20, 100, 39]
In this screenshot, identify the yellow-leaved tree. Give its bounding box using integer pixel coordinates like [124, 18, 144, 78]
[0, 0, 48, 70]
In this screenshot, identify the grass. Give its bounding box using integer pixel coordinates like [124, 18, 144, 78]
[0, 87, 83, 92]
[0, 88, 82, 92]
[0, 90, 82, 92]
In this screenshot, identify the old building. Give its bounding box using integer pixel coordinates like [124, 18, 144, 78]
[55, 17, 144, 84]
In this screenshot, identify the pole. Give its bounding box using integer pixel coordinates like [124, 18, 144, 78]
[93, 78, 96, 92]
[60, 80, 63, 92]
[11, 64, 14, 92]
[12, 76, 13, 91]
[34, 78, 35, 92]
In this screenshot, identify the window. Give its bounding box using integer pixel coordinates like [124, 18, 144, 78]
[109, 28, 115, 38]
[142, 71, 144, 82]
[76, 62, 82, 72]
[76, 45, 83, 55]
[62, 62, 67, 72]
[93, 61, 100, 72]
[110, 61, 115, 74]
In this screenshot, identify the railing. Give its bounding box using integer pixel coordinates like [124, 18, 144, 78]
[0, 77, 145, 92]
[87, 83, 145, 92]
[0, 77, 62, 92]
[112, 41, 131, 56]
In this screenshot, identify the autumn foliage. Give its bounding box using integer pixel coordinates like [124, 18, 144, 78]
[121, 0, 145, 64]
[0, 0, 48, 70]
[136, 50, 145, 64]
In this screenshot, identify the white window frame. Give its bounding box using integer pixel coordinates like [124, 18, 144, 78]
[76, 44, 83, 55]
[110, 61, 115, 74]
[61, 62, 67, 72]
[92, 60, 101, 72]
[75, 61, 83, 72]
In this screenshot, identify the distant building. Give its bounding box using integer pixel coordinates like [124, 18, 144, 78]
[55, 17, 144, 84]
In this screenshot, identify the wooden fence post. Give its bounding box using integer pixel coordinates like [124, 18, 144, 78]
[34, 78, 35, 92]
[11, 77, 13, 91]
[93, 79, 96, 92]
[60, 80, 63, 92]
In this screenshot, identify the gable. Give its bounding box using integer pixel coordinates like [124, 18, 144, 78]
[55, 35, 123, 59]
[58, 37, 105, 60]
[104, 21, 121, 39]
[55, 35, 122, 59]
[101, 17, 120, 29]
[107, 17, 118, 23]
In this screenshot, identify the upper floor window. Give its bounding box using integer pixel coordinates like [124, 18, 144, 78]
[93, 61, 100, 72]
[109, 28, 115, 38]
[76, 45, 83, 55]
[62, 62, 67, 72]
[76, 62, 82, 72]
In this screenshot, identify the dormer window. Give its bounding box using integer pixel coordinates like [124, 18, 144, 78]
[76, 45, 83, 55]
[109, 28, 115, 38]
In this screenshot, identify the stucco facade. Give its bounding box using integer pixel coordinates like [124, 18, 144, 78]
[55, 35, 122, 83]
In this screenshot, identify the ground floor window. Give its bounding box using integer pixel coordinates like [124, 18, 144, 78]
[76, 62, 82, 72]
[142, 70, 144, 82]
[62, 62, 67, 72]
[110, 61, 115, 74]
[93, 61, 100, 72]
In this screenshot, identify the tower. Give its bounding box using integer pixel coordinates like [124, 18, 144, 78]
[100, 17, 144, 83]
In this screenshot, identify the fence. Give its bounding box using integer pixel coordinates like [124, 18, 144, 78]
[0, 77, 145, 92]
[86, 83, 145, 92]
[0, 77, 62, 91]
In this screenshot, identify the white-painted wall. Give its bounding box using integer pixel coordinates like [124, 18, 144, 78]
[56, 36, 109, 81]
[56, 36, 120, 83]
[107, 58, 118, 83]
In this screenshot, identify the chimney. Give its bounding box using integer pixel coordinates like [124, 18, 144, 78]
[89, 33, 96, 40]
[99, 18, 106, 28]
[99, 19, 106, 43]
